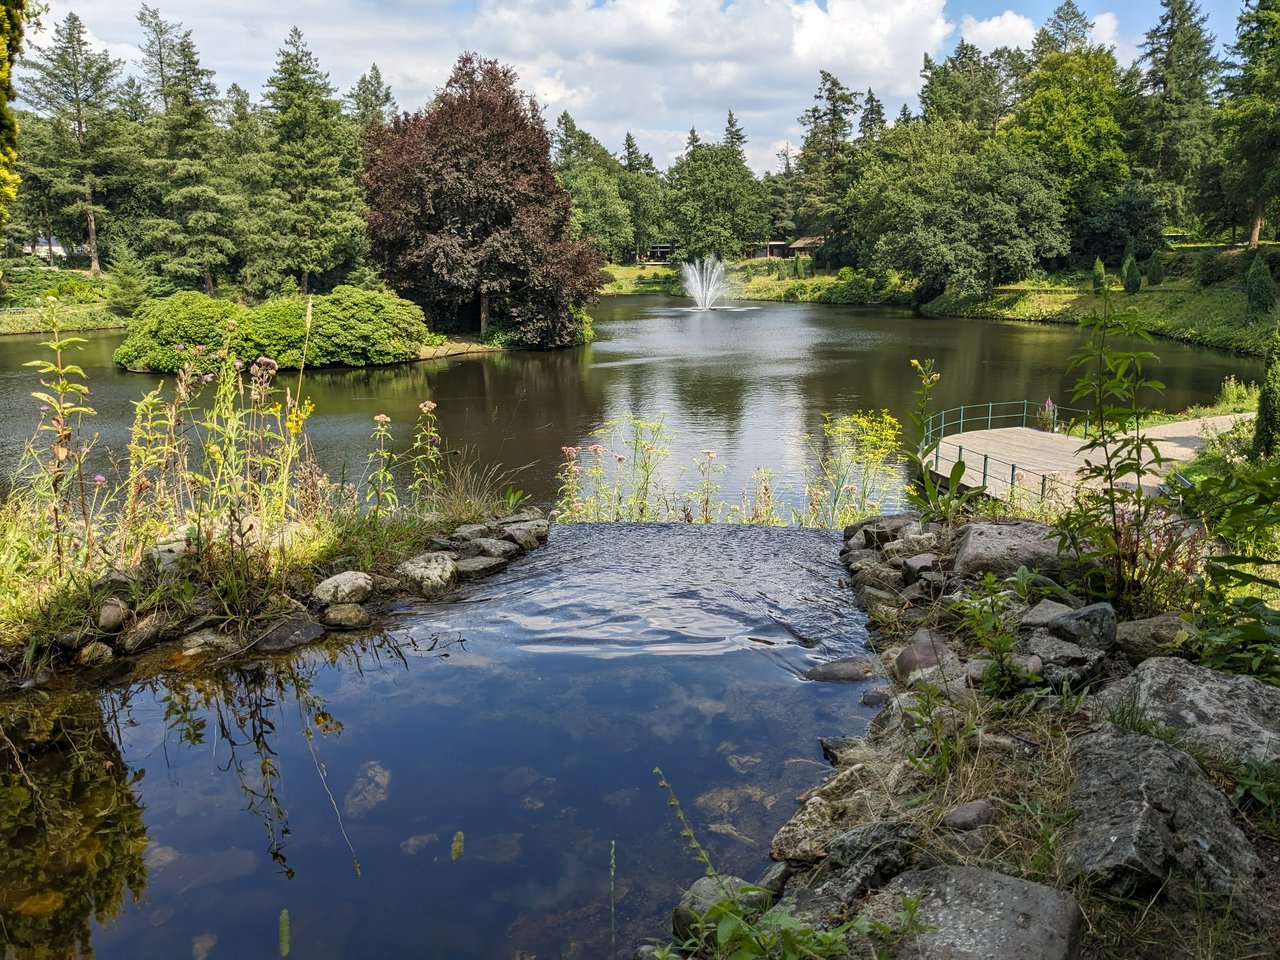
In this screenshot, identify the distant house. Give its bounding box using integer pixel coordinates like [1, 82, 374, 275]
[643, 242, 673, 263]
[751, 241, 791, 259]
[789, 236, 824, 255]
[24, 236, 71, 261]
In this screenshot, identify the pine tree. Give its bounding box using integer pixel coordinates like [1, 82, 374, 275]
[345, 63, 397, 129]
[723, 109, 746, 160]
[1147, 253, 1166, 285]
[1122, 252, 1142, 294]
[859, 89, 886, 140]
[105, 243, 151, 317]
[796, 70, 859, 237]
[896, 103, 914, 124]
[1032, 1, 1094, 61]
[1093, 255, 1106, 291]
[252, 27, 364, 295]
[20, 12, 121, 274]
[1247, 252, 1277, 317]
[1221, 0, 1280, 249]
[1254, 331, 1280, 458]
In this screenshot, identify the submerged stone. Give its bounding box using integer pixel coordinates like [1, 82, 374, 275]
[311, 571, 373, 606]
[805, 656, 877, 682]
[343, 760, 391, 817]
[321, 603, 371, 630]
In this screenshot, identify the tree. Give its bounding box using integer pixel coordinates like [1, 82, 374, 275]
[250, 28, 364, 295]
[344, 63, 397, 129]
[1122, 251, 1142, 294]
[552, 112, 634, 262]
[723, 109, 746, 159]
[665, 134, 769, 261]
[1075, 178, 1166, 266]
[1032, 0, 1094, 61]
[0, 0, 26, 229]
[1220, 0, 1280, 249]
[1093, 256, 1106, 291]
[1255, 332, 1280, 457]
[1247, 252, 1277, 317]
[1135, 0, 1221, 225]
[1147, 253, 1165, 285]
[20, 12, 121, 273]
[795, 71, 859, 239]
[618, 133, 664, 261]
[859, 89, 885, 141]
[363, 53, 604, 346]
[920, 41, 1027, 133]
[105, 243, 151, 317]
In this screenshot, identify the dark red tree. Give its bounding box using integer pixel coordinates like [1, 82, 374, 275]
[363, 53, 604, 347]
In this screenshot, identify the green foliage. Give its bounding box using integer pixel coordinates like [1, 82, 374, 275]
[112, 290, 240, 372]
[0, 265, 105, 307]
[953, 571, 1042, 694]
[905, 358, 986, 523]
[801, 411, 902, 528]
[105, 245, 151, 318]
[1092, 256, 1106, 292]
[666, 137, 769, 261]
[1146, 252, 1166, 286]
[1254, 332, 1280, 459]
[1122, 253, 1142, 295]
[1246, 253, 1276, 319]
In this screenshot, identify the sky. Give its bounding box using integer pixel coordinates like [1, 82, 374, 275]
[28, 0, 1249, 172]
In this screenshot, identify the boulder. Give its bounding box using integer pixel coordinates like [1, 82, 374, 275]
[843, 511, 920, 542]
[97, 598, 130, 634]
[882, 532, 940, 559]
[1046, 602, 1116, 652]
[311, 571, 373, 606]
[822, 820, 916, 900]
[255, 615, 326, 652]
[395, 552, 458, 599]
[1063, 723, 1261, 913]
[1017, 630, 1105, 689]
[470, 537, 521, 559]
[455, 555, 509, 579]
[953, 521, 1075, 582]
[819, 736, 861, 764]
[1019, 599, 1074, 632]
[901, 553, 940, 586]
[503, 519, 549, 543]
[770, 796, 843, 863]
[116, 611, 170, 654]
[860, 686, 892, 708]
[806, 656, 878, 682]
[846, 558, 901, 593]
[859, 866, 1085, 960]
[894, 629, 955, 684]
[494, 507, 544, 525]
[673, 875, 769, 943]
[77, 641, 114, 666]
[1092, 657, 1280, 763]
[321, 603, 372, 630]
[943, 799, 997, 831]
[500, 524, 541, 550]
[1114, 613, 1197, 666]
[453, 523, 494, 540]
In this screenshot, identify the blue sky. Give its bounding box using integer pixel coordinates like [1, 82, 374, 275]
[31, 0, 1250, 171]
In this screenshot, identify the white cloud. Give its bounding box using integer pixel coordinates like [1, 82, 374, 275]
[957, 11, 1036, 52]
[1091, 11, 1140, 66]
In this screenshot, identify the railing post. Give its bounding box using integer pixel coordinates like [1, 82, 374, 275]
[982, 454, 989, 486]
[988, 401, 992, 429]
[934, 443, 941, 470]
[1051, 404, 1058, 433]
[1040, 474, 1047, 499]
[1022, 399, 1028, 427]
[1010, 463, 1018, 490]
[959, 406, 964, 433]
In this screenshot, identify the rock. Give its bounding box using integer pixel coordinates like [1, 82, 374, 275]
[894, 629, 954, 684]
[952, 521, 1076, 582]
[856, 585, 900, 620]
[882, 532, 940, 559]
[756, 861, 794, 896]
[117, 611, 169, 654]
[858, 514, 923, 548]
[632, 947, 660, 960]
[77, 641, 114, 666]
[98, 598, 130, 634]
[494, 507, 544, 525]
[321, 603, 372, 630]
[310, 571, 373, 606]
[1114, 613, 1197, 666]
[1092, 657, 1280, 763]
[455, 555, 509, 578]
[673, 875, 769, 943]
[846, 558, 901, 593]
[841, 529, 867, 552]
[1046, 602, 1116, 652]
[1063, 723, 1261, 914]
[823, 820, 916, 899]
[453, 523, 494, 540]
[966, 656, 1043, 689]
[148, 536, 194, 571]
[181, 627, 240, 656]
[806, 656, 877, 682]
[503, 519, 549, 543]
[860, 866, 1085, 960]
[843, 510, 920, 541]
[343, 760, 391, 817]
[819, 736, 861, 764]
[943, 799, 997, 831]
[395, 552, 458, 598]
[52, 631, 88, 652]
[770, 796, 842, 863]
[901, 553, 940, 586]
[500, 524, 540, 550]
[1019, 599, 1074, 631]
[470, 537, 521, 559]
[1018, 630, 1105, 689]
[860, 686, 892, 708]
[255, 615, 326, 652]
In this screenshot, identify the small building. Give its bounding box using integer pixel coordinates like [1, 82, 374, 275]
[789, 236, 824, 255]
[750, 240, 791, 259]
[643, 243, 673, 263]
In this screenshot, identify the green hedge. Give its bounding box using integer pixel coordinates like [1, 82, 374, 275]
[114, 287, 442, 373]
[1, 264, 107, 307]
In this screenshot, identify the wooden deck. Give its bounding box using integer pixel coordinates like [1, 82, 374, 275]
[928, 414, 1251, 502]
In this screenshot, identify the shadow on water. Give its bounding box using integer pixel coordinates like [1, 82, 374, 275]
[0, 526, 879, 959]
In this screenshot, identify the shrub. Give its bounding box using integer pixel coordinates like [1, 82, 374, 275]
[1247, 254, 1277, 320]
[243, 297, 309, 369]
[104, 247, 152, 319]
[1092, 256, 1106, 293]
[112, 292, 245, 372]
[309, 286, 434, 366]
[1254, 332, 1280, 459]
[1122, 254, 1142, 295]
[1147, 253, 1165, 286]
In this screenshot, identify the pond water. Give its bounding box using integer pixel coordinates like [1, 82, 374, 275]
[0, 296, 1261, 509]
[1, 525, 870, 959]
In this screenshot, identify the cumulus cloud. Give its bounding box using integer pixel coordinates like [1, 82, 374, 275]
[957, 11, 1036, 51]
[20, 1, 1185, 172]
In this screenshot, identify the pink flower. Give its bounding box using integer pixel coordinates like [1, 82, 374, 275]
[419, 400, 437, 413]
[93, 474, 106, 485]
[615, 454, 626, 463]
[374, 414, 391, 424]
[589, 443, 606, 456]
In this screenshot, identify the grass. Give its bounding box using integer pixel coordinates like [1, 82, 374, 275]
[0, 303, 120, 335]
[0, 308, 508, 676]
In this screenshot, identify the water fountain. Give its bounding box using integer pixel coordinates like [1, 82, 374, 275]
[680, 257, 729, 309]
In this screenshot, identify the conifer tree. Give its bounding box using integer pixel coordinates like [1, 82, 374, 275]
[345, 63, 397, 129]
[1122, 252, 1142, 294]
[1253, 331, 1280, 458]
[105, 243, 151, 317]
[1093, 255, 1106, 292]
[1247, 252, 1277, 318]
[1146, 253, 1166, 285]
[1221, 0, 1280, 249]
[859, 89, 886, 140]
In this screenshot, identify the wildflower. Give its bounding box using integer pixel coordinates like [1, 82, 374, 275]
[374, 414, 391, 424]
[419, 400, 437, 413]
[701, 449, 717, 459]
[175, 343, 186, 352]
[201, 373, 215, 384]
[561, 446, 579, 458]
[428, 433, 441, 446]
[227, 320, 237, 331]
[94, 474, 106, 485]
[194, 344, 206, 355]
[38, 404, 49, 413]
[233, 359, 244, 370]
[909, 359, 921, 370]
[589, 443, 606, 456]
[615, 454, 626, 463]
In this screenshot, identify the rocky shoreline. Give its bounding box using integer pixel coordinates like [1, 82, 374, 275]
[0, 508, 549, 694]
[645, 512, 1280, 958]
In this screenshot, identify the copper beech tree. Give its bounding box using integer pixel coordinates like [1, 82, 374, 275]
[362, 53, 604, 348]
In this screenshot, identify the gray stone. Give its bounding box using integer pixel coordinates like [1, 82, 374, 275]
[856, 585, 900, 620]
[1046, 602, 1116, 652]
[846, 558, 901, 593]
[1018, 630, 1105, 689]
[321, 603, 372, 630]
[770, 796, 843, 863]
[343, 760, 392, 817]
[1114, 613, 1197, 666]
[673, 875, 769, 943]
[861, 515, 923, 548]
[755, 860, 794, 896]
[97, 597, 130, 634]
[943, 799, 997, 831]
[953, 521, 1075, 582]
[883, 532, 940, 559]
[52, 631, 88, 652]
[841, 529, 867, 552]
[116, 611, 168, 654]
[806, 656, 877, 682]
[494, 507, 544, 525]
[255, 615, 326, 652]
[966, 656, 1043, 689]
[453, 523, 494, 540]
[631, 948, 659, 960]
[861, 866, 1084, 960]
[395, 552, 458, 598]
[902, 553, 940, 586]
[843, 511, 920, 542]
[1093, 657, 1280, 763]
[470, 537, 521, 559]
[1063, 723, 1261, 913]
[819, 736, 861, 764]
[894, 629, 954, 683]
[500, 524, 540, 550]
[824, 820, 916, 899]
[77, 641, 114, 666]
[503, 519, 549, 543]
[148, 536, 194, 571]
[311, 571, 373, 606]
[860, 686, 892, 708]
[181, 627, 241, 655]
[1019, 599, 1073, 631]
[455, 555, 509, 578]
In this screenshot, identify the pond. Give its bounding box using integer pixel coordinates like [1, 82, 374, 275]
[0, 296, 1260, 510]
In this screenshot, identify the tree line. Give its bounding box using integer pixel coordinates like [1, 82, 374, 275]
[7, 0, 1280, 343]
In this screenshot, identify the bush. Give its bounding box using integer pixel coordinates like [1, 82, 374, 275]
[1147, 253, 1165, 286]
[113, 292, 245, 373]
[310, 286, 436, 365]
[0, 266, 106, 307]
[1092, 257, 1106, 293]
[1247, 254, 1277, 320]
[1254, 332, 1280, 459]
[104, 247, 152, 319]
[242, 297, 309, 368]
[1122, 254, 1142, 295]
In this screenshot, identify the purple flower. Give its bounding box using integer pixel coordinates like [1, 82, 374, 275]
[93, 474, 106, 485]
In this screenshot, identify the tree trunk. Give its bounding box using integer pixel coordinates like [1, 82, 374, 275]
[1249, 194, 1265, 251]
[300, 271, 309, 296]
[83, 175, 99, 275]
[203, 263, 214, 296]
[479, 289, 489, 337]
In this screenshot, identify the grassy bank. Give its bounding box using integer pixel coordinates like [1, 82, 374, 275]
[0, 303, 120, 335]
[601, 261, 913, 307]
